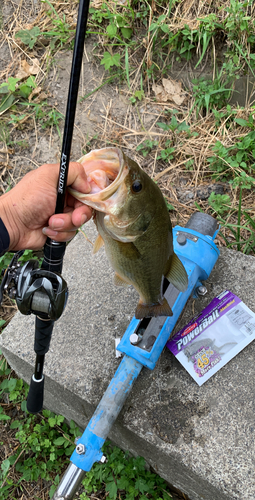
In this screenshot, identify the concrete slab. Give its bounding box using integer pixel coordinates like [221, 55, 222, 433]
[1, 220, 255, 500]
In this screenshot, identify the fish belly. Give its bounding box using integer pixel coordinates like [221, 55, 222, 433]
[96, 212, 170, 306]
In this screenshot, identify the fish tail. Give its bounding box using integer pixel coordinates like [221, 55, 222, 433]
[135, 298, 173, 320]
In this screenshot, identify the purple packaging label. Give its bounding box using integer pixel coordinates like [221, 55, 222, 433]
[166, 290, 255, 386]
[167, 290, 241, 356]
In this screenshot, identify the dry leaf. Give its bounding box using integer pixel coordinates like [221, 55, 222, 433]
[28, 86, 42, 102]
[162, 77, 182, 95]
[29, 88, 48, 103]
[152, 77, 186, 105]
[15, 59, 40, 80]
[152, 83, 166, 100]
[28, 58, 40, 75]
[91, 0, 104, 7]
[182, 0, 196, 15]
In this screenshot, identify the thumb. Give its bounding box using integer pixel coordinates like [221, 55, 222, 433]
[67, 162, 91, 194]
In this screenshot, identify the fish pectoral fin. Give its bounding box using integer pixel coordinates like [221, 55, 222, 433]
[135, 298, 173, 319]
[114, 273, 129, 287]
[93, 234, 104, 254]
[165, 253, 188, 292]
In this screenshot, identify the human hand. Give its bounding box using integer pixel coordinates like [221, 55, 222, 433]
[0, 162, 92, 251]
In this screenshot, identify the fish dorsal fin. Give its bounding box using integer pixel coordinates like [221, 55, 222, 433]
[93, 234, 104, 254]
[165, 253, 188, 292]
[114, 273, 129, 287]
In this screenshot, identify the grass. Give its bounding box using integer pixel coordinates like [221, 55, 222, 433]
[0, 356, 176, 500]
[0, 0, 255, 498]
[2, 0, 253, 251]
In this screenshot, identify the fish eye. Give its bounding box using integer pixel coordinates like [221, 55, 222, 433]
[131, 180, 142, 193]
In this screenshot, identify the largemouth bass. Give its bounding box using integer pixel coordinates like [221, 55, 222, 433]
[69, 147, 188, 319]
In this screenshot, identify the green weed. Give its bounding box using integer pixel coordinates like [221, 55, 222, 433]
[168, 13, 221, 66]
[16, 0, 75, 50]
[155, 115, 190, 162]
[157, 144, 175, 162]
[0, 411, 79, 499]
[0, 250, 42, 285]
[175, 25, 198, 63]
[15, 27, 41, 49]
[191, 76, 233, 117]
[0, 76, 36, 115]
[225, 0, 251, 33]
[208, 193, 232, 215]
[129, 90, 145, 104]
[212, 105, 236, 129]
[185, 159, 195, 171]
[136, 139, 158, 157]
[0, 355, 173, 500]
[207, 128, 255, 181]
[0, 73, 63, 144]
[101, 51, 121, 70]
[19, 101, 63, 138]
[0, 359, 80, 499]
[89, 2, 134, 41]
[157, 115, 190, 134]
[80, 442, 173, 500]
[0, 121, 10, 145]
[133, 1, 150, 27]
[208, 179, 255, 255]
[8, 113, 28, 126]
[165, 200, 175, 211]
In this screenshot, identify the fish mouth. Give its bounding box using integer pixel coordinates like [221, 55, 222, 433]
[68, 147, 128, 214]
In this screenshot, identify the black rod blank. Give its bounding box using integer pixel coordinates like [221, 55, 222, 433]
[56, 0, 90, 214]
[27, 0, 91, 414]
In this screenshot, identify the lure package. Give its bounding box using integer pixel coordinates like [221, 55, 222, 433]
[166, 290, 255, 386]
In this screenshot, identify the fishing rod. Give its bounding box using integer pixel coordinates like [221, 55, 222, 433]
[26, 0, 91, 414]
[0, 0, 91, 414]
[26, 0, 91, 413]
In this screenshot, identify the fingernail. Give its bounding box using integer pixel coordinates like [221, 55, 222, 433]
[42, 227, 58, 236]
[80, 214, 87, 226]
[51, 218, 65, 230]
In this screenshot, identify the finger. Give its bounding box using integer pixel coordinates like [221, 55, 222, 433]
[72, 204, 93, 227]
[66, 191, 84, 208]
[48, 212, 75, 231]
[38, 162, 91, 194]
[42, 228, 77, 243]
[48, 204, 92, 232]
[67, 162, 91, 193]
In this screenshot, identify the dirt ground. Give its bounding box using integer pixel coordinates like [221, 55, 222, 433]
[0, 0, 240, 233]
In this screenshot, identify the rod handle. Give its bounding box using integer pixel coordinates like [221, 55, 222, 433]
[27, 375, 45, 414]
